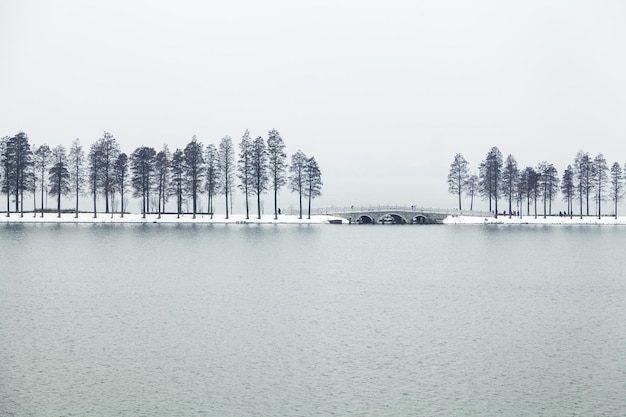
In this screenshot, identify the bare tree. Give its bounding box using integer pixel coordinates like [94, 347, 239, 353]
[170, 149, 184, 218]
[465, 174, 478, 211]
[304, 156, 322, 219]
[155, 145, 171, 219]
[593, 153, 608, 219]
[561, 165, 575, 218]
[574, 150, 593, 217]
[114, 153, 129, 217]
[205, 144, 219, 218]
[237, 130, 253, 220]
[34, 144, 51, 216]
[88, 141, 102, 217]
[502, 154, 518, 218]
[250, 136, 268, 219]
[130, 146, 156, 218]
[538, 162, 558, 218]
[48, 146, 70, 217]
[447, 153, 469, 210]
[94, 132, 120, 214]
[267, 129, 287, 219]
[479, 147, 503, 217]
[68, 139, 85, 218]
[521, 166, 540, 218]
[0, 137, 12, 216]
[8, 132, 33, 217]
[289, 150, 307, 219]
[218, 136, 235, 219]
[610, 162, 623, 219]
[183, 136, 204, 219]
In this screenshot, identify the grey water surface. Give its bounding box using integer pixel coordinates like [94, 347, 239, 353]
[1, 224, 625, 416]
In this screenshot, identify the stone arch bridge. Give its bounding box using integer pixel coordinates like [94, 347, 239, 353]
[321, 206, 476, 224]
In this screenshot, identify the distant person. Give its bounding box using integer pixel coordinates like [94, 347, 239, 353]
[278, 208, 281, 215]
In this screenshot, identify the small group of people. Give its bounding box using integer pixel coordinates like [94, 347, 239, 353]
[497, 210, 574, 217]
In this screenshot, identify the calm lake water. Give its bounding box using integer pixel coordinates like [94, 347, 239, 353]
[1, 224, 626, 416]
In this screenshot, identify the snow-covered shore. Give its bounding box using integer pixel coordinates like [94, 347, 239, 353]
[0, 212, 345, 225]
[443, 214, 626, 225]
[7, 212, 626, 226]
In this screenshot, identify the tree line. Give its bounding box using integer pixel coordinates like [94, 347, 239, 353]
[448, 146, 624, 219]
[1, 130, 323, 220]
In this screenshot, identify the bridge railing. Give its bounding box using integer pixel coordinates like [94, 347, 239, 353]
[316, 206, 493, 218]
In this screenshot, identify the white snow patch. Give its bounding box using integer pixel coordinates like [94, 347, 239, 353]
[0, 213, 345, 225]
[443, 214, 626, 225]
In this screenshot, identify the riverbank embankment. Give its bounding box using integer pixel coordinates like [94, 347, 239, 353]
[0, 213, 345, 225]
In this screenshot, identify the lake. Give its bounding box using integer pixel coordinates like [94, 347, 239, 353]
[1, 224, 625, 416]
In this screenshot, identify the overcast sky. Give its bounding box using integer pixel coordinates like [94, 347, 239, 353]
[2, 1, 626, 212]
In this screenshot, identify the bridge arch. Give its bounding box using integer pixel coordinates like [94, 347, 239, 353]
[378, 213, 408, 224]
[412, 215, 428, 224]
[356, 215, 375, 224]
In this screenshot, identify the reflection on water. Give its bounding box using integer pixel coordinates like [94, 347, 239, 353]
[1, 224, 626, 416]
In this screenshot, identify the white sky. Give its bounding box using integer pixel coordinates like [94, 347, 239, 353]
[2, 0, 626, 212]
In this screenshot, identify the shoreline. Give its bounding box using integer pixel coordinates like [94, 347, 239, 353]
[0, 212, 345, 225]
[4, 212, 625, 226]
[443, 214, 626, 225]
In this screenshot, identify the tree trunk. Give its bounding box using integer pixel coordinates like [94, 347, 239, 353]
[192, 179, 196, 219]
[40, 172, 45, 217]
[225, 189, 229, 220]
[274, 185, 278, 220]
[299, 186, 303, 219]
[175, 184, 179, 218]
[579, 191, 583, 219]
[569, 196, 573, 219]
[93, 185, 97, 218]
[245, 185, 249, 220]
[105, 173, 109, 214]
[549, 190, 553, 216]
[14, 178, 19, 214]
[508, 190, 512, 219]
[494, 186, 498, 219]
[157, 184, 162, 219]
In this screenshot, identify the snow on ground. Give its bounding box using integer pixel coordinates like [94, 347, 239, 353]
[0, 212, 346, 224]
[7, 212, 626, 226]
[443, 214, 626, 225]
